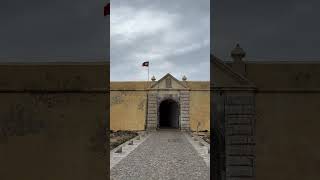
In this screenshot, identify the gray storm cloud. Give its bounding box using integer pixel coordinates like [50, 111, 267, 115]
[213, 0, 320, 61]
[111, 0, 210, 81]
[0, 0, 107, 61]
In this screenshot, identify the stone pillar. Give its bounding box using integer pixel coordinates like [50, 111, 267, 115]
[225, 94, 256, 180]
[180, 91, 190, 130]
[212, 90, 227, 180]
[146, 92, 157, 129]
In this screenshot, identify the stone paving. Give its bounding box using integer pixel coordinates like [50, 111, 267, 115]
[110, 129, 210, 180]
[184, 133, 210, 167]
[110, 132, 151, 169]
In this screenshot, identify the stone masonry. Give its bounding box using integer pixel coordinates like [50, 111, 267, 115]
[225, 95, 256, 179]
[180, 91, 190, 130]
[146, 92, 158, 129]
[146, 74, 191, 130]
[146, 91, 190, 130]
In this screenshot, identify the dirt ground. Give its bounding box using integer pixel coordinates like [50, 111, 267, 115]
[110, 130, 139, 150]
[192, 131, 210, 144]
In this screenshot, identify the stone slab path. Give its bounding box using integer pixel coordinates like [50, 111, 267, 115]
[110, 130, 210, 180]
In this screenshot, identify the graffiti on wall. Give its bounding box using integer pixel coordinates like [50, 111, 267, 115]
[137, 99, 146, 111]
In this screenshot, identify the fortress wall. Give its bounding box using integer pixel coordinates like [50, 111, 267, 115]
[246, 63, 320, 90]
[246, 63, 320, 180]
[212, 56, 320, 179]
[0, 63, 109, 180]
[255, 92, 320, 180]
[110, 81, 210, 131]
[110, 90, 147, 131]
[189, 90, 210, 131]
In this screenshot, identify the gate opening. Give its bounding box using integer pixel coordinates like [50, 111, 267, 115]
[159, 99, 179, 129]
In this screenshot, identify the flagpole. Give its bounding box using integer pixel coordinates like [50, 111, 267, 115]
[148, 64, 150, 88]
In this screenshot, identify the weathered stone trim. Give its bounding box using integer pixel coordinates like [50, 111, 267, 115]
[0, 90, 109, 93]
[180, 90, 190, 130]
[110, 89, 210, 91]
[224, 95, 256, 180]
[146, 92, 158, 129]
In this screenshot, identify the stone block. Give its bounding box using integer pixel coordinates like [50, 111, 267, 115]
[128, 140, 133, 145]
[226, 95, 254, 105]
[226, 166, 253, 177]
[226, 145, 254, 156]
[226, 125, 252, 136]
[227, 116, 253, 125]
[226, 136, 248, 145]
[147, 124, 157, 128]
[147, 119, 156, 123]
[181, 110, 189, 113]
[226, 156, 253, 166]
[247, 137, 255, 144]
[226, 105, 254, 115]
[115, 147, 122, 153]
[180, 117, 188, 121]
[181, 109, 189, 112]
[228, 178, 254, 180]
[181, 126, 189, 129]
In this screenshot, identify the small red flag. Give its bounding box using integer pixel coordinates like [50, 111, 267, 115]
[104, 3, 110, 16]
[142, 61, 149, 67]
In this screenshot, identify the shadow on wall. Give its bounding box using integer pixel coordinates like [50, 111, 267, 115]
[0, 63, 109, 180]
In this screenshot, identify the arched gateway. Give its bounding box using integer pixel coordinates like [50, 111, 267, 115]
[146, 73, 190, 130]
[159, 99, 179, 128]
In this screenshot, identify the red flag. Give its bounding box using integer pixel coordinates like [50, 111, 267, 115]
[142, 61, 149, 67]
[104, 3, 110, 16]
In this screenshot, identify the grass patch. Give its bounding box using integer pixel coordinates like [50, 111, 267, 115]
[193, 131, 210, 144]
[110, 130, 139, 150]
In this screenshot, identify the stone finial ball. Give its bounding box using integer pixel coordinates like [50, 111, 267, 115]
[151, 75, 156, 81]
[231, 43, 246, 59]
[182, 75, 187, 81]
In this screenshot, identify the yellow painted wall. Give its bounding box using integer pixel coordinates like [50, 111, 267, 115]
[244, 62, 320, 180]
[255, 93, 320, 180]
[189, 91, 210, 131]
[0, 63, 108, 180]
[110, 89, 210, 131]
[110, 91, 147, 131]
[212, 56, 320, 179]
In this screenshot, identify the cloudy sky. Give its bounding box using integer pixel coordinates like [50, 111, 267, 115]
[213, 0, 320, 61]
[110, 0, 210, 81]
[0, 0, 107, 61]
[2, 0, 318, 70]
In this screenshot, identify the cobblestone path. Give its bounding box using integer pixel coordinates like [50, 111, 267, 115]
[110, 130, 210, 180]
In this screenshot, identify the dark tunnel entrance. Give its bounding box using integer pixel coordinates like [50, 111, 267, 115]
[159, 99, 179, 129]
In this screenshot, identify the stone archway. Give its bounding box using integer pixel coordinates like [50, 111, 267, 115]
[159, 99, 179, 129]
[145, 73, 190, 130]
[146, 91, 190, 130]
